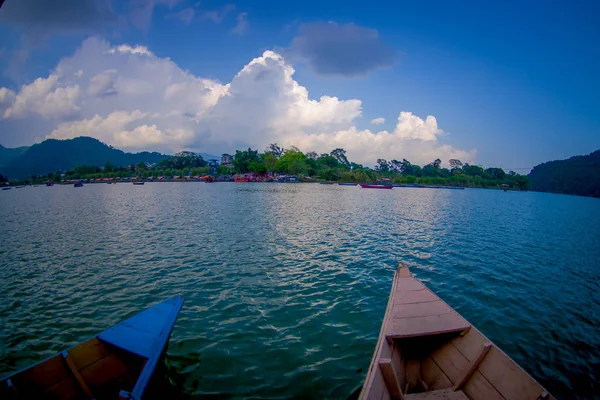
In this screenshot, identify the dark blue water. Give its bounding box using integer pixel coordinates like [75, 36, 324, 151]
[0, 183, 599, 399]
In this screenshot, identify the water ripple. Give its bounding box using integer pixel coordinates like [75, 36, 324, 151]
[0, 184, 599, 399]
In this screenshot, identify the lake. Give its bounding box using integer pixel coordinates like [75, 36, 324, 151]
[0, 183, 599, 399]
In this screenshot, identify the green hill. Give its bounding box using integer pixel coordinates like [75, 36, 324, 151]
[0, 144, 28, 169]
[528, 150, 600, 198]
[0, 137, 168, 179]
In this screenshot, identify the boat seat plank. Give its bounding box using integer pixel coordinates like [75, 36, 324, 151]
[405, 389, 469, 400]
[393, 291, 439, 305]
[390, 301, 454, 320]
[449, 327, 488, 362]
[386, 314, 470, 339]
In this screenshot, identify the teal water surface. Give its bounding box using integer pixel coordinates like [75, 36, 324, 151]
[0, 183, 599, 399]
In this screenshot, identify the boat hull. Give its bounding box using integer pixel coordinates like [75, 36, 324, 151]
[359, 265, 553, 400]
[0, 296, 183, 400]
[359, 184, 393, 189]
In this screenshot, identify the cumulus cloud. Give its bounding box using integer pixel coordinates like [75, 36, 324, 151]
[231, 12, 248, 35]
[2, 75, 80, 119]
[371, 117, 385, 125]
[286, 22, 395, 77]
[0, 37, 475, 165]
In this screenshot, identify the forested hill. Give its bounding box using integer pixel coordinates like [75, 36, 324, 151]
[0, 137, 167, 179]
[528, 150, 600, 198]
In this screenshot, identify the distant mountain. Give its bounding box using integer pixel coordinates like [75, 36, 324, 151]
[528, 150, 600, 198]
[0, 137, 168, 179]
[0, 144, 28, 168]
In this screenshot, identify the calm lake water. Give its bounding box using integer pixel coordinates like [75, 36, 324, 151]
[1, 183, 599, 399]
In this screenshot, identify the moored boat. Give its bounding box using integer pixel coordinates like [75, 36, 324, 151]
[0, 296, 183, 400]
[234, 178, 249, 182]
[320, 181, 335, 185]
[339, 183, 357, 186]
[359, 265, 553, 400]
[359, 184, 393, 189]
[73, 182, 83, 187]
[2, 187, 11, 191]
[132, 182, 145, 185]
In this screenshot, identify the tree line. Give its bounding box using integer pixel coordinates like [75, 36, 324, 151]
[6, 144, 529, 190]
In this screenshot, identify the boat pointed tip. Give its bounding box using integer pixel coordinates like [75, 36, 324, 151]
[397, 262, 411, 277]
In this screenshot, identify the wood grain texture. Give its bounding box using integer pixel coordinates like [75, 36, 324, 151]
[379, 358, 403, 399]
[462, 371, 504, 400]
[393, 290, 439, 305]
[386, 314, 470, 339]
[390, 301, 454, 319]
[452, 342, 492, 390]
[421, 357, 452, 391]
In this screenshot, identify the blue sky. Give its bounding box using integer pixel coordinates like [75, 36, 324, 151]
[0, 0, 598, 170]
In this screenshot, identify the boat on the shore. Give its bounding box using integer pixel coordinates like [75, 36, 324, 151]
[359, 265, 553, 400]
[339, 183, 357, 186]
[133, 182, 145, 185]
[2, 187, 11, 191]
[320, 182, 335, 185]
[359, 184, 393, 189]
[0, 296, 183, 400]
[73, 182, 83, 187]
[234, 178, 249, 182]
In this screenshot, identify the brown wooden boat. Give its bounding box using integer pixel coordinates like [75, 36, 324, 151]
[359, 264, 553, 400]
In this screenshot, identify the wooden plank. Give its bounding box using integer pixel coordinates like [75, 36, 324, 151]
[405, 359, 421, 391]
[452, 342, 492, 390]
[405, 389, 469, 400]
[430, 342, 469, 383]
[397, 279, 426, 292]
[391, 344, 406, 393]
[80, 354, 128, 390]
[386, 314, 470, 339]
[462, 371, 504, 400]
[390, 301, 454, 320]
[394, 291, 440, 305]
[67, 338, 112, 370]
[43, 377, 80, 400]
[421, 357, 452, 391]
[379, 358, 403, 399]
[476, 346, 544, 400]
[62, 351, 94, 398]
[449, 327, 488, 362]
[11, 354, 70, 391]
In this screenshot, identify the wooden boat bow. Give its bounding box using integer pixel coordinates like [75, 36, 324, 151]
[359, 264, 554, 400]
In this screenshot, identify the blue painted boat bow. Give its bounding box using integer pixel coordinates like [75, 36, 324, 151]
[99, 296, 183, 400]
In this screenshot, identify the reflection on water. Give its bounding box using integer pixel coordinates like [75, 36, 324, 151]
[1, 183, 599, 398]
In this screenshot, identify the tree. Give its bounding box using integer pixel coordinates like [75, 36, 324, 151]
[265, 143, 285, 158]
[449, 159, 463, 168]
[263, 154, 278, 172]
[375, 159, 390, 173]
[433, 158, 442, 169]
[330, 148, 350, 167]
[279, 149, 308, 174]
[306, 151, 319, 160]
[233, 148, 259, 173]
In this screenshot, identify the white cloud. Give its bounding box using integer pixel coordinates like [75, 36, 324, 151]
[231, 12, 248, 35]
[3, 75, 80, 119]
[109, 44, 153, 56]
[0, 36, 475, 165]
[371, 117, 385, 125]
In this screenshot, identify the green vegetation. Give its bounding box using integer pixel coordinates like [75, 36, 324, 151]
[0, 137, 167, 179]
[1, 138, 530, 190]
[528, 150, 600, 198]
